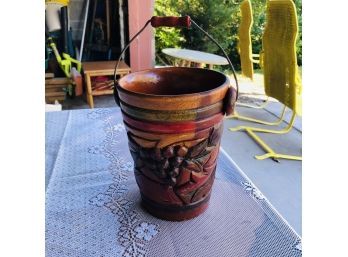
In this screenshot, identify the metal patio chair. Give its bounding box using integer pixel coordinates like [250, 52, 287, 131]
[230, 0, 302, 161]
[232, 0, 283, 124]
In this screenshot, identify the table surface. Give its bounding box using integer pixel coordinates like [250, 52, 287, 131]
[46, 108, 301, 257]
[82, 60, 131, 74]
[162, 48, 229, 65]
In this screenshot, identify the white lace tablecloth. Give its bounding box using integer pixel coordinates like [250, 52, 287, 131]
[46, 107, 302, 257]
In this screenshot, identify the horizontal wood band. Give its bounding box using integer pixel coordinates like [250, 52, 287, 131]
[120, 100, 223, 122]
[117, 87, 228, 111]
[125, 121, 222, 148]
[122, 112, 223, 134]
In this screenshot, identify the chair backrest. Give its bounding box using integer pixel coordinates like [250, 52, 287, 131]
[262, 0, 302, 115]
[238, 0, 254, 80]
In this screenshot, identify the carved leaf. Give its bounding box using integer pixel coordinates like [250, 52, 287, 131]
[191, 171, 207, 183]
[205, 146, 216, 153]
[188, 139, 208, 158]
[175, 187, 196, 205]
[183, 138, 205, 148]
[183, 159, 202, 172]
[209, 127, 222, 146]
[196, 151, 213, 167]
[176, 167, 191, 186]
[191, 178, 213, 202]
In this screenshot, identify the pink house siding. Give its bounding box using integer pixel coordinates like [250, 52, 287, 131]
[128, 0, 155, 72]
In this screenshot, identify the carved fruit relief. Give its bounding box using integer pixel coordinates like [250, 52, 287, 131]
[127, 125, 222, 205]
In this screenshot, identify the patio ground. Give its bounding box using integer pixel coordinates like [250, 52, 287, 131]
[221, 73, 302, 236]
[61, 72, 302, 236]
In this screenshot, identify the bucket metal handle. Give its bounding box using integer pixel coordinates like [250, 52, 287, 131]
[114, 15, 238, 115]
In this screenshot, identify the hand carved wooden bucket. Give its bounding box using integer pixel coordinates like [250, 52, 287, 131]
[116, 67, 236, 220]
[113, 16, 238, 220]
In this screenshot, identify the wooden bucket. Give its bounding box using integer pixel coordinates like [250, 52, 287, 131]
[113, 15, 238, 220]
[115, 67, 236, 220]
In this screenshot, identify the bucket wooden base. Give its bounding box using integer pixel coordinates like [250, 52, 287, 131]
[140, 193, 211, 221]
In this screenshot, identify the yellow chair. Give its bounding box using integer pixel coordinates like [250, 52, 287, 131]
[233, 0, 280, 122]
[238, 0, 256, 80]
[230, 0, 302, 161]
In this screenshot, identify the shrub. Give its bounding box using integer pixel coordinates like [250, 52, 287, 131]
[154, 0, 302, 70]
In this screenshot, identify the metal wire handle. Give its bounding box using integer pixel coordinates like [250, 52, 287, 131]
[113, 16, 239, 106]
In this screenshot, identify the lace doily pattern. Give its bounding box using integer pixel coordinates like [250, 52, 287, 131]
[46, 108, 301, 257]
[87, 109, 159, 257]
[242, 181, 266, 201]
[46, 109, 159, 257]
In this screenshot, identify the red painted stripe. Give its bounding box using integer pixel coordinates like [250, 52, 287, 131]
[122, 112, 223, 134]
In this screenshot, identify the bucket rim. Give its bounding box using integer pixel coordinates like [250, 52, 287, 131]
[116, 66, 230, 98]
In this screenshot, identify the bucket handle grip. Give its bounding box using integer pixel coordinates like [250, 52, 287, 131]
[151, 16, 191, 28]
[114, 16, 238, 115]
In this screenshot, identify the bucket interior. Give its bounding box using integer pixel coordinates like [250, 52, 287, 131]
[118, 67, 227, 95]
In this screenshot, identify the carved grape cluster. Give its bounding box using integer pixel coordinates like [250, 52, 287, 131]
[128, 127, 222, 188]
[157, 144, 190, 185]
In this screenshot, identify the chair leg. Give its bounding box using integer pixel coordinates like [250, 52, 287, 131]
[230, 104, 286, 126]
[229, 108, 295, 133]
[230, 111, 301, 161]
[245, 128, 302, 162]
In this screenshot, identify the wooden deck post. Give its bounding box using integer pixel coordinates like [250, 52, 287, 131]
[128, 0, 155, 72]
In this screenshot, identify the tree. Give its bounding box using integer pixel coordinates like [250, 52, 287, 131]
[154, 0, 302, 70]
